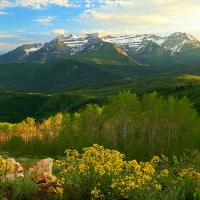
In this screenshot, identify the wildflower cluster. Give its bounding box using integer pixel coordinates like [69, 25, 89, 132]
[110, 157, 162, 199]
[55, 145, 163, 199]
[54, 146, 200, 199]
[0, 155, 14, 180]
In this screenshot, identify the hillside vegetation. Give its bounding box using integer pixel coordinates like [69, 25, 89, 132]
[1, 71, 200, 123]
[1, 91, 199, 161]
[0, 59, 122, 93]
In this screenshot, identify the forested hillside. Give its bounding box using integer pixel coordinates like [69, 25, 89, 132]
[1, 72, 200, 123]
[1, 91, 199, 161]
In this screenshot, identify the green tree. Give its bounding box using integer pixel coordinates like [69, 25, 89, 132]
[103, 91, 141, 158]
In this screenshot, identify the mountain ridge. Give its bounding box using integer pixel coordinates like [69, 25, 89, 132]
[0, 32, 200, 66]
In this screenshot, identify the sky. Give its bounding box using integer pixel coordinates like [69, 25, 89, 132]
[1, 0, 200, 54]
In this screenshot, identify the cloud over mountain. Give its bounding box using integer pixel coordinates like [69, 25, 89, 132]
[1, 0, 200, 53]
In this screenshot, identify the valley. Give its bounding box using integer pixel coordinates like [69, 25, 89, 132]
[0, 31, 200, 159]
[0, 33, 200, 199]
[2, 0, 200, 198]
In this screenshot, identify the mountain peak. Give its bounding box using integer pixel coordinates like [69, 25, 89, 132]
[84, 33, 100, 39]
[68, 33, 77, 38]
[100, 35, 112, 39]
[168, 32, 198, 41]
[161, 32, 200, 52]
[55, 35, 66, 40]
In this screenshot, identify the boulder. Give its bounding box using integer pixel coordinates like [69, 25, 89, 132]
[2, 157, 57, 196]
[27, 158, 53, 175]
[6, 158, 24, 173]
[3, 157, 24, 181]
[26, 158, 57, 196]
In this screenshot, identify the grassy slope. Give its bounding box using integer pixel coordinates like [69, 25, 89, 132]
[0, 59, 122, 93]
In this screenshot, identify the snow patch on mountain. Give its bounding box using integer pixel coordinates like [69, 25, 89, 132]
[55, 33, 101, 55]
[102, 34, 167, 53]
[40, 32, 200, 57]
[24, 43, 43, 56]
[25, 46, 42, 55]
[170, 39, 188, 52]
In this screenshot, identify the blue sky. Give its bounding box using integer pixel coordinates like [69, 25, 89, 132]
[1, 0, 200, 54]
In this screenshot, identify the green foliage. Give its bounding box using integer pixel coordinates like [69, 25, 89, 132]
[0, 91, 199, 162]
[0, 91, 102, 123]
[2, 59, 200, 124]
[0, 59, 122, 93]
[11, 172, 39, 200]
[5, 136, 25, 154]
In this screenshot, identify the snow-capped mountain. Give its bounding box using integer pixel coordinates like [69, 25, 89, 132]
[22, 33, 105, 63]
[102, 32, 200, 54]
[0, 32, 200, 66]
[161, 32, 200, 52]
[102, 32, 200, 66]
[0, 43, 42, 63]
[102, 34, 166, 52]
[24, 43, 43, 55]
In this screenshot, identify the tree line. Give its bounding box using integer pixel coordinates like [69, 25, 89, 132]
[0, 91, 199, 161]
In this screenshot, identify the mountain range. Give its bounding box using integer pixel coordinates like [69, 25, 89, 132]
[1, 32, 200, 123]
[1, 32, 200, 66]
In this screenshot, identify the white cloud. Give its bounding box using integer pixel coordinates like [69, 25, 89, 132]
[78, 28, 138, 37]
[76, 0, 200, 36]
[0, 11, 9, 14]
[79, 28, 121, 36]
[52, 29, 68, 35]
[85, 4, 90, 8]
[0, 33, 25, 39]
[85, 0, 92, 8]
[0, 0, 73, 9]
[0, 0, 14, 9]
[34, 16, 57, 25]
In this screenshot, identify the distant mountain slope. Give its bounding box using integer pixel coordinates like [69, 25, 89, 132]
[1, 32, 200, 67]
[74, 40, 141, 65]
[104, 32, 200, 66]
[0, 43, 42, 63]
[0, 59, 122, 93]
[161, 32, 200, 52]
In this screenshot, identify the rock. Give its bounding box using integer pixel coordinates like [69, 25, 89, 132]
[2, 158, 24, 181]
[27, 158, 53, 175]
[26, 158, 57, 197]
[1, 157, 57, 197]
[6, 158, 24, 173]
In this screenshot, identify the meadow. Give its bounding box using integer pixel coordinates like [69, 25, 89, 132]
[1, 145, 200, 199]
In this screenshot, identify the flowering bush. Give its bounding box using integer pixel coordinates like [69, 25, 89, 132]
[54, 145, 200, 200]
[55, 144, 163, 199]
